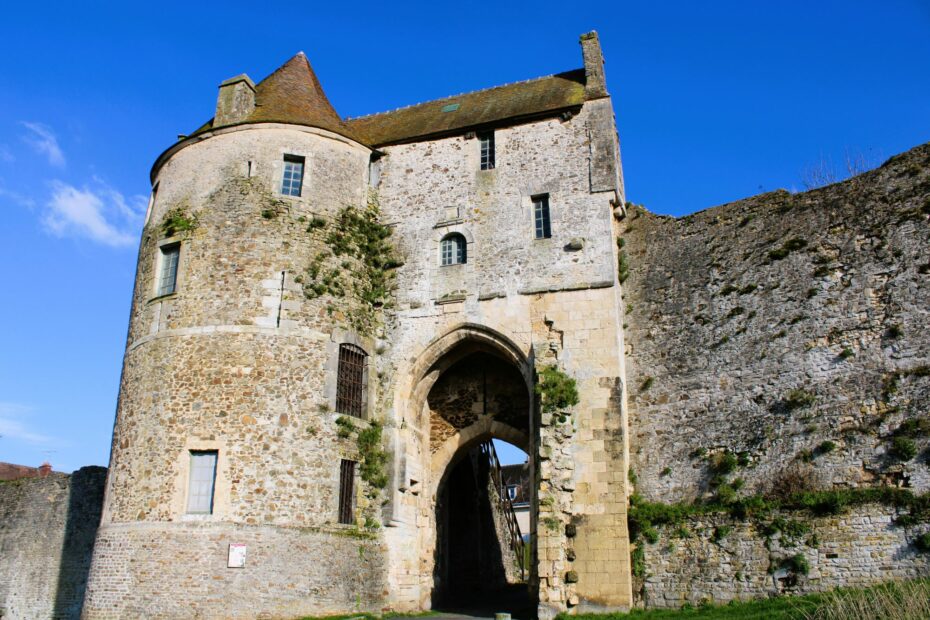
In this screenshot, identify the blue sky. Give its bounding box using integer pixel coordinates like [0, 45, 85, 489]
[1, 1, 928, 471]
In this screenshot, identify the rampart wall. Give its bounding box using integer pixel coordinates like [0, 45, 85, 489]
[623, 141, 930, 605]
[0, 467, 105, 620]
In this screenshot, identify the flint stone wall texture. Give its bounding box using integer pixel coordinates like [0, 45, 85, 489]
[642, 504, 930, 609]
[626, 143, 930, 502]
[83, 126, 391, 619]
[624, 142, 930, 605]
[0, 467, 105, 620]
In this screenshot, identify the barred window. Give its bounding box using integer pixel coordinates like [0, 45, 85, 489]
[336, 344, 367, 418]
[157, 243, 180, 296]
[186, 451, 217, 514]
[479, 131, 495, 170]
[338, 459, 356, 524]
[440, 233, 466, 266]
[281, 155, 305, 197]
[533, 194, 552, 239]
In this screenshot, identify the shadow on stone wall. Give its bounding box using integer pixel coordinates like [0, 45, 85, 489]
[52, 466, 106, 620]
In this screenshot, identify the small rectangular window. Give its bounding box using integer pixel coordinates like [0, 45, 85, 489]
[187, 451, 217, 514]
[479, 131, 495, 171]
[157, 243, 180, 296]
[533, 194, 552, 239]
[338, 459, 356, 524]
[336, 344, 367, 418]
[281, 155, 305, 197]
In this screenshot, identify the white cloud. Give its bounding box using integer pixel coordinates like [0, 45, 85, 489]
[0, 403, 55, 445]
[0, 145, 13, 163]
[43, 180, 145, 247]
[20, 122, 65, 167]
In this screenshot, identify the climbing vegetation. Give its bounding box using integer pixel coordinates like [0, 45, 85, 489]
[301, 193, 402, 335]
[535, 365, 580, 421]
[161, 207, 198, 237]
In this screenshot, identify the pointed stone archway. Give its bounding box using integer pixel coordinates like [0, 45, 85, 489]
[401, 324, 539, 613]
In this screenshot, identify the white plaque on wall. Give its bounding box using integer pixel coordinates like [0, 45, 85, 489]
[228, 543, 247, 568]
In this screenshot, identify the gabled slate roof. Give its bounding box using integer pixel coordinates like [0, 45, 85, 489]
[347, 69, 588, 147]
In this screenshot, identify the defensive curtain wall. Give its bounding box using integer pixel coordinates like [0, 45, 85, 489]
[624, 142, 930, 607]
[0, 467, 106, 620]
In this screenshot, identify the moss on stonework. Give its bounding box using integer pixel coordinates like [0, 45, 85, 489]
[161, 207, 198, 237]
[301, 191, 401, 335]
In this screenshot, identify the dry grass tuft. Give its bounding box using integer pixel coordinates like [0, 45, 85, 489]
[802, 580, 930, 620]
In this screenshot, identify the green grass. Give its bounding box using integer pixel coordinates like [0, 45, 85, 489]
[559, 579, 930, 620]
[561, 594, 818, 619]
[299, 613, 432, 620]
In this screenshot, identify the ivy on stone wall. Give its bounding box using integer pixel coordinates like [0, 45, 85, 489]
[302, 191, 402, 335]
[356, 421, 388, 490]
[628, 484, 930, 578]
[334, 415, 389, 530]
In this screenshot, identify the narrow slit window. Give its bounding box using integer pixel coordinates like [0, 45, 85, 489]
[336, 344, 367, 418]
[338, 459, 356, 524]
[186, 450, 218, 514]
[440, 233, 466, 266]
[479, 131, 495, 170]
[281, 155, 305, 197]
[533, 194, 552, 239]
[157, 243, 180, 296]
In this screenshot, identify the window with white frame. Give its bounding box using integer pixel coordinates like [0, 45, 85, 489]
[156, 243, 180, 296]
[186, 450, 218, 514]
[533, 194, 552, 239]
[281, 155, 305, 197]
[440, 233, 466, 265]
[478, 131, 495, 170]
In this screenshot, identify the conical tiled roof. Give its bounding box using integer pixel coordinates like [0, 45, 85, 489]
[249, 52, 355, 139]
[192, 52, 358, 142]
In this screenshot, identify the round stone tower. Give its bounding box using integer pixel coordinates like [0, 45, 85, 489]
[82, 53, 391, 619]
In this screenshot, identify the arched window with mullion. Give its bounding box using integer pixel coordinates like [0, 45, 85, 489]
[440, 233, 467, 266]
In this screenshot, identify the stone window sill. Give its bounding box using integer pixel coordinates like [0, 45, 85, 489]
[147, 292, 178, 305]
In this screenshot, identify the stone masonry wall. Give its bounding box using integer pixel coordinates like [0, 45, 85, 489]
[0, 467, 106, 620]
[375, 96, 630, 615]
[623, 141, 930, 604]
[84, 125, 393, 619]
[643, 504, 930, 609]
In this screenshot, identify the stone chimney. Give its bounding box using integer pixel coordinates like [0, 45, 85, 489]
[215, 74, 256, 128]
[580, 31, 608, 99]
[38, 462, 52, 478]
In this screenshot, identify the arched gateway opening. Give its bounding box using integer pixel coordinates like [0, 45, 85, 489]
[410, 326, 537, 615]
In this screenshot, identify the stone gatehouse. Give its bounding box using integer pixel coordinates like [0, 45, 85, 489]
[82, 32, 630, 619]
[73, 27, 930, 620]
